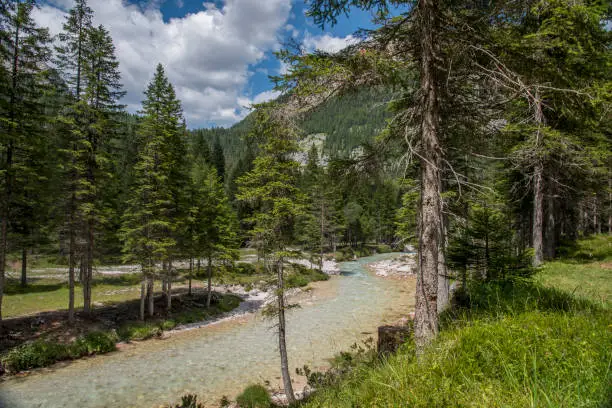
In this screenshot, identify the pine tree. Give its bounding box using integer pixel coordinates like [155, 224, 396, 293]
[237, 106, 305, 404]
[0, 0, 52, 321]
[121, 64, 184, 320]
[55, 0, 94, 321]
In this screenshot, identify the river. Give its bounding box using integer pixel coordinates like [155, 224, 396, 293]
[0, 253, 415, 408]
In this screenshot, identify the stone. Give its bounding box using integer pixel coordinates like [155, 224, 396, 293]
[377, 324, 413, 356]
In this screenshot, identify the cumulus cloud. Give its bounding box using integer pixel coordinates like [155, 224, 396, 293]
[33, 0, 292, 127]
[303, 32, 359, 53]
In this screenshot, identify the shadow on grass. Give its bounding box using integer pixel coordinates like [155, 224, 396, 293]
[443, 277, 600, 328]
[555, 235, 612, 264]
[4, 279, 65, 295]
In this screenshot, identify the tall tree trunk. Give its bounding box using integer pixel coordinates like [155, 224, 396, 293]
[68, 198, 76, 324]
[206, 256, 213, 308]
[161, 260, 167, 297]
[545, 194, 555, 260]
[147, 277, 154, 317]
[277, 258, 295, 404]
[437, 214, 449, 313]
[188, 257, 193, 296]
[532, 92, 545, 267]
[532, 164, 544, 266]
[139, 276, 146, 321]
[82, 219, 93, 315]
[320, 202, 325, 271]
[166, 259, 172, 311]
[414, 0, 441, 354]
[20, 248, 27, 287]
[608, 173, 612, 234]
[0, 193, 7, 322]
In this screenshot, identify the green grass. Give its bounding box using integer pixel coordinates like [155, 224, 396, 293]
[3, 279, 143, 318]
[301, 235, 612, 408]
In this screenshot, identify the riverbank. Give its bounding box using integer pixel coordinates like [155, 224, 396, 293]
[365, 253, 416, 278]
[299, 235, 611, 407]
[0, 260, 333, 375]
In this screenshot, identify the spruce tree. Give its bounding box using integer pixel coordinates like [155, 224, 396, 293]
[0, 0, 52, 321]
[55, 0, 94, 321]
[121, 64, 185, 320]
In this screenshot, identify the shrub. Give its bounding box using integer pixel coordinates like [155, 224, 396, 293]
[236, 384, 271, 408]
[117, 322, 161, 341]
[218, 295, 241, 312]
[2, 340, 71, 373]
[72, 331, 117, 355]
[234, 263, 257, 275]
[1, 331, 117, 373]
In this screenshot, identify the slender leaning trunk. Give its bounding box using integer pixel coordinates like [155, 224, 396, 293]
[414, 0, 441, 354]
[206, 256, 213, 308]
[277, 259, 295, 403]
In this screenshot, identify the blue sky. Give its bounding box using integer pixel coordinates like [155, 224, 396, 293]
[34, 0, 384, 128]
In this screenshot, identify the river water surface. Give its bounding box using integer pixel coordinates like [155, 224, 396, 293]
[0, 253, 415, 408]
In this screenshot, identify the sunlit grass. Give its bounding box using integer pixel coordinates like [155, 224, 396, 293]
[301, 235, 612, 408]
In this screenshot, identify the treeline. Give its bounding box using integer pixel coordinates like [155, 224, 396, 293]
[0, 0, 240, 322]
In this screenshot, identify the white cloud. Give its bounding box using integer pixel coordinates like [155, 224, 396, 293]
[33, 0, 292, 127]
[252, 89, 281, 104]
[303, 32, 359, 53]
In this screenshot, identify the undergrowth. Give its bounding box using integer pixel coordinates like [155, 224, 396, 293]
[1, 331, 118, 373]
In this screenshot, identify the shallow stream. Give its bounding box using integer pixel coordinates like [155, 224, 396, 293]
[0, 253, 415, 408]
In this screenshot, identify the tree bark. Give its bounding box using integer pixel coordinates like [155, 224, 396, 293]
[320, 202, 325, 271]
[139, 276, 146, 321]
[437, 214, 449, 313]
[20, 248, 27, 287]
[83, 219, 93, 315]
[277, 258, 295, 404]
[545, 194, 555, 260]
[414, 0, 441, 354]
[206, 256, 213, 308]
[68, 203, 76, 324]
[147, 277, 154, 317]
[188, 257, 193, 296]
[532, 164, 544, 267]
[166, 259, 172, 311]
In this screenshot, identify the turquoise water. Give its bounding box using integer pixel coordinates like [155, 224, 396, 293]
[0, 254, 414, 408]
